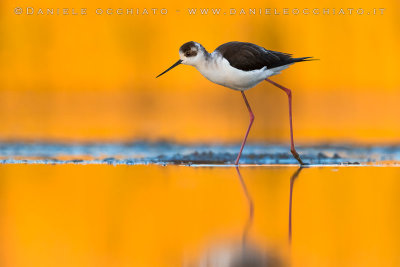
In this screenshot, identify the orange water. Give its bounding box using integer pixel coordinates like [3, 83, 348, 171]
[0, 165, 399, 266]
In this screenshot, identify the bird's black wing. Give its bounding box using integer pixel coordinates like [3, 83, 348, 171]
[215, 41, 311, 71]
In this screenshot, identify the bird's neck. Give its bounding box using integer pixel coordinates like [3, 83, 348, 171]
[194, 52, 223, 81]
[195, 51, 218, 69]
[201, 49, 212, 61]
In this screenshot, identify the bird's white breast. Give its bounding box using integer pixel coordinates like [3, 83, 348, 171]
[195, 52, 287, 91]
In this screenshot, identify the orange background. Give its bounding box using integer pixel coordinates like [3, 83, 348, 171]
[0, 0, 399, 144]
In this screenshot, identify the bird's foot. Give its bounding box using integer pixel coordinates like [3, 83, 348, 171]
[291, 150, 307, 166]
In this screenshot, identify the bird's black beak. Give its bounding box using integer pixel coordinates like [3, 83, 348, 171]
[156, 59, 183, 78]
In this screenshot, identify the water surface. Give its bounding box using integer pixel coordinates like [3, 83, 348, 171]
[0, 142, 399, 165]
[0, 165, 399, 266]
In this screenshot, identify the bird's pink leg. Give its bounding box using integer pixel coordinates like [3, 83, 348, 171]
[265, 78, 305, 165]
[235, 91, 255, 165]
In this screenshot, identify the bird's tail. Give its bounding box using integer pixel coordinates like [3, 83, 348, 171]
[292, 57, 318, 63]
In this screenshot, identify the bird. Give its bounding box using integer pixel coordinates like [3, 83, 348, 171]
[156, 41, 315, 165]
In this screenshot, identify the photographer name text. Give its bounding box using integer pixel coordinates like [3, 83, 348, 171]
[14, 7, 386, 16]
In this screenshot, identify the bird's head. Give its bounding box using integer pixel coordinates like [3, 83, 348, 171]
[156, 41, 207, 78]
[179, 41, 207, 66]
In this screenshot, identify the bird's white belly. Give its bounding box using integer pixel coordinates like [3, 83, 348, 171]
[196, 57, 285, 91]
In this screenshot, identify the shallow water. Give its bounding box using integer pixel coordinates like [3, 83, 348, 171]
[0, 142, 399, 165]
[1, 164, 399, 267]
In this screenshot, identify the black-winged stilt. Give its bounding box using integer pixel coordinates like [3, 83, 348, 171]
[156, 41, 315, 165]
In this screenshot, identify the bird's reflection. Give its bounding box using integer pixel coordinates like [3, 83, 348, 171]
[231, 166, 283, 267]
[235, 166, 254, 246]
[185, 167, 305, 267]
[288, 167, 304, 245]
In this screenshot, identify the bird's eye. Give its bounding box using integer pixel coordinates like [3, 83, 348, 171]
[185, 52, 191, 57]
